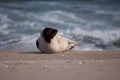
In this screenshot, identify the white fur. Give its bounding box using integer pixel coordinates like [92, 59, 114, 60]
[37, 32, 79, 53]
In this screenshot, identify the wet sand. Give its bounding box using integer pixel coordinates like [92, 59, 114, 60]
[0, 50, 120, 80]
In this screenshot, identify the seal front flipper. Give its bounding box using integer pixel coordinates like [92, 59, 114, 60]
[36, 40, 39, 49]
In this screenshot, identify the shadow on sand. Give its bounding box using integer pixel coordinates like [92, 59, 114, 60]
[19, 51, 52, 54]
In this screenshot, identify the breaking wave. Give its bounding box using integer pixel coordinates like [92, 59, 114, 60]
[0, 1, 120, 51]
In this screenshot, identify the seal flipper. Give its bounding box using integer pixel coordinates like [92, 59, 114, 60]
[68, 41, 79, 50]
[36, 40, 39, 49]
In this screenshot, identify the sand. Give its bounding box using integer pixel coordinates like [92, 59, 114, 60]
[0, 50, 120, 80]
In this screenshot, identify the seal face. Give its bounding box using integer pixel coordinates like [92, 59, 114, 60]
[43, 28, 58, 43]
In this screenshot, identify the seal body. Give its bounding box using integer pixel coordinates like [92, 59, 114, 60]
[36, 28, 79, 53]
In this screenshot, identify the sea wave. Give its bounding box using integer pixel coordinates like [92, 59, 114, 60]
[0, 1, 120, 51]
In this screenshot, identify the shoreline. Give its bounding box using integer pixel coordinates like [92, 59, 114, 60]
[0, 50, 120, 80]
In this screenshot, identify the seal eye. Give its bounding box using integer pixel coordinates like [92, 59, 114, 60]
[43, 28, 58, 43]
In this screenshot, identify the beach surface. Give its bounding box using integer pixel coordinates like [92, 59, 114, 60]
[0, 50, 120, 80]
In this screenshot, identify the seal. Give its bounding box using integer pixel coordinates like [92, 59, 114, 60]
[36, 27, 79, 53]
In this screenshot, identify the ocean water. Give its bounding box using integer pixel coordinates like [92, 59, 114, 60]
[0, 0, 120, 51]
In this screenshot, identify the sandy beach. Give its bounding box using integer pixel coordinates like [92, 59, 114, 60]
[0, 50, 120, 80]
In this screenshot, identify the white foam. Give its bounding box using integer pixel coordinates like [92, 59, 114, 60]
[16, 34, 39, 51]
[0, 24, 10, 35]
[74, 43, 103, 51]
[67, 27, 120, 43]
[0, 13, 12, 35]
[95, 10, 120, 15]
[0, 38, 20, 46]
[39, 10, 85, 25]
[0, 13, 11, 23]
[19, 34, 38, 44]
[17, 21, 36, 27]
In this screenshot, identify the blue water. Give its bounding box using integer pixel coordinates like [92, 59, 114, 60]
[0, 1, 120, 51]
